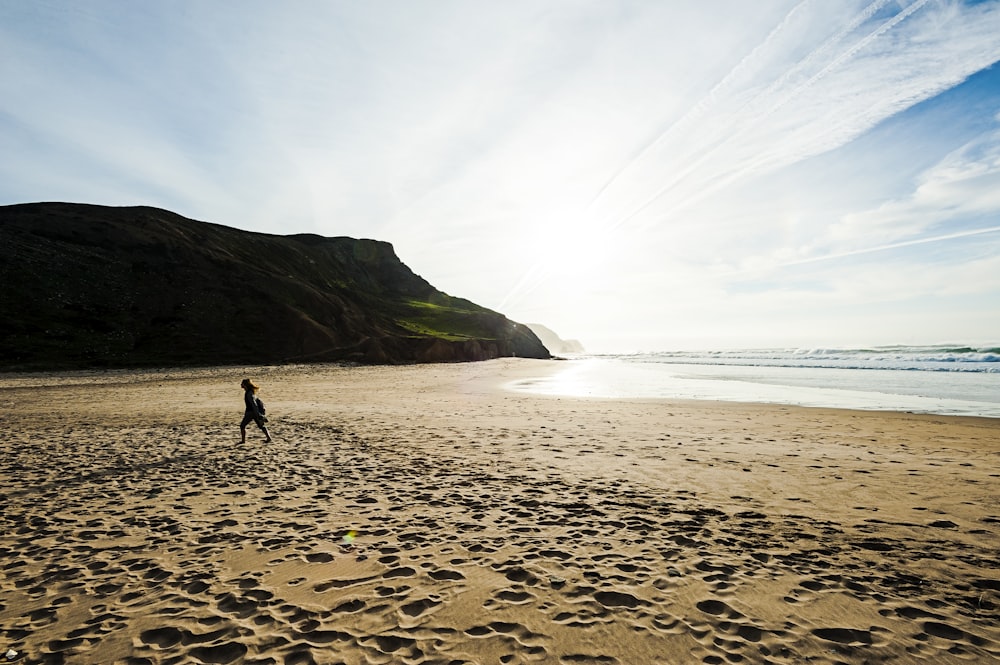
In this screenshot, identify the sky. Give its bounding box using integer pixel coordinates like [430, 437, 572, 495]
[2, 0, 1000, 352]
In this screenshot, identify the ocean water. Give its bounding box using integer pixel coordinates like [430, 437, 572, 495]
[509, 345, 1000, 418]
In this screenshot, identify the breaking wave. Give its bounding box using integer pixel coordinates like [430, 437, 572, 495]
[606, 345, 999, 373]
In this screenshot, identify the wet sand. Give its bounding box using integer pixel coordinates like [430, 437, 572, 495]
[0, 359, 998, 664]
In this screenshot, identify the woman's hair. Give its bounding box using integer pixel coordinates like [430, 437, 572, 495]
[241, 378, 259, 393]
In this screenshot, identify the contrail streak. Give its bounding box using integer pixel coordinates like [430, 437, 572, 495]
[586, 0, 815, 211]
[497, 261, 550, 311]
[751, 225, 1000, 274]
[763, 0, 931, 120]
[602, 0, 932, 235]
[587, 0, 894, 217]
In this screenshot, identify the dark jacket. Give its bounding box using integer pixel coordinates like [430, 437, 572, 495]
[244, 390, 261, 417]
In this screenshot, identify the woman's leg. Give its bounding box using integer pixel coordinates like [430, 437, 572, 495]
[240, 413, 253, 443]
[256, 417, 272, 442]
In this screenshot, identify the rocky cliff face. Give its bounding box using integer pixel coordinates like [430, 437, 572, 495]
[0, 203, 550, 370]
[526, 323, 586, 355]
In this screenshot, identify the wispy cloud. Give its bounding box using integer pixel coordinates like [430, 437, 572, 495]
[585, 0, 1000, 235]
[831, 125, 1000, 243]
[722, 125, 1000, 275]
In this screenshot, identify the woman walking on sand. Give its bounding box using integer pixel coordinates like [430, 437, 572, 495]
[240, 378, 272, 443]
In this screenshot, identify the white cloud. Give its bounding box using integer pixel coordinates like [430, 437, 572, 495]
[827, 128, 1000, 252]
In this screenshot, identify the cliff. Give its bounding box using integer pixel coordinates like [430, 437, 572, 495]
[0, 203, 551, 370]
[526, 323, 586, 355]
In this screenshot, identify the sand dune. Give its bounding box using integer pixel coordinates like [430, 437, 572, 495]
[1, 360, 998, 664]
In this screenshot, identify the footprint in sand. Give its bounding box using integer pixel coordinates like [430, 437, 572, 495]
[496, 589, 535, 604]
[428, 568, 465, 581]
[593, 590, 644, 609]
[304, 552, 334, 563]
[188, 642, 248, 664]
[381, 565, 417, 579]
[811, 626, 889, 647]
[357, 633, 420, 658]
[464, 621, 549, 660]
[331, 598, 366, 613]
[559, 655, 618, 664]
[400, 596, 442, 618]
[139, 626, 183, 649]
[484, 587, 538, 611]
[695, 598, 744, 619]
[649, 613, 686, 634]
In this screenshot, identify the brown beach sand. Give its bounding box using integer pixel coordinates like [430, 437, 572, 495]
[0, 359, 998, 665]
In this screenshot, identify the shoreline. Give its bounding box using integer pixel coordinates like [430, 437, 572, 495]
[3, 356, 998, 421]
[1, 359, 998, 664]
[506, 356, 1000, 419]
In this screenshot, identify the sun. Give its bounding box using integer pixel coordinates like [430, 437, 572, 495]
[497, 217, 619, 313]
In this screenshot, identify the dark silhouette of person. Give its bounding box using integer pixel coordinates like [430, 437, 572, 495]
[240, 378, 272, 443]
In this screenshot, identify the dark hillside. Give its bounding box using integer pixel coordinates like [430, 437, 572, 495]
[0, 203, 550, 369]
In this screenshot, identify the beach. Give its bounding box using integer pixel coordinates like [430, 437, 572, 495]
[1, 359, 998, 664]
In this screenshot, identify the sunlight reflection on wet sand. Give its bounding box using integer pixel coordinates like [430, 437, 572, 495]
[507, 358, 1000, 417]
